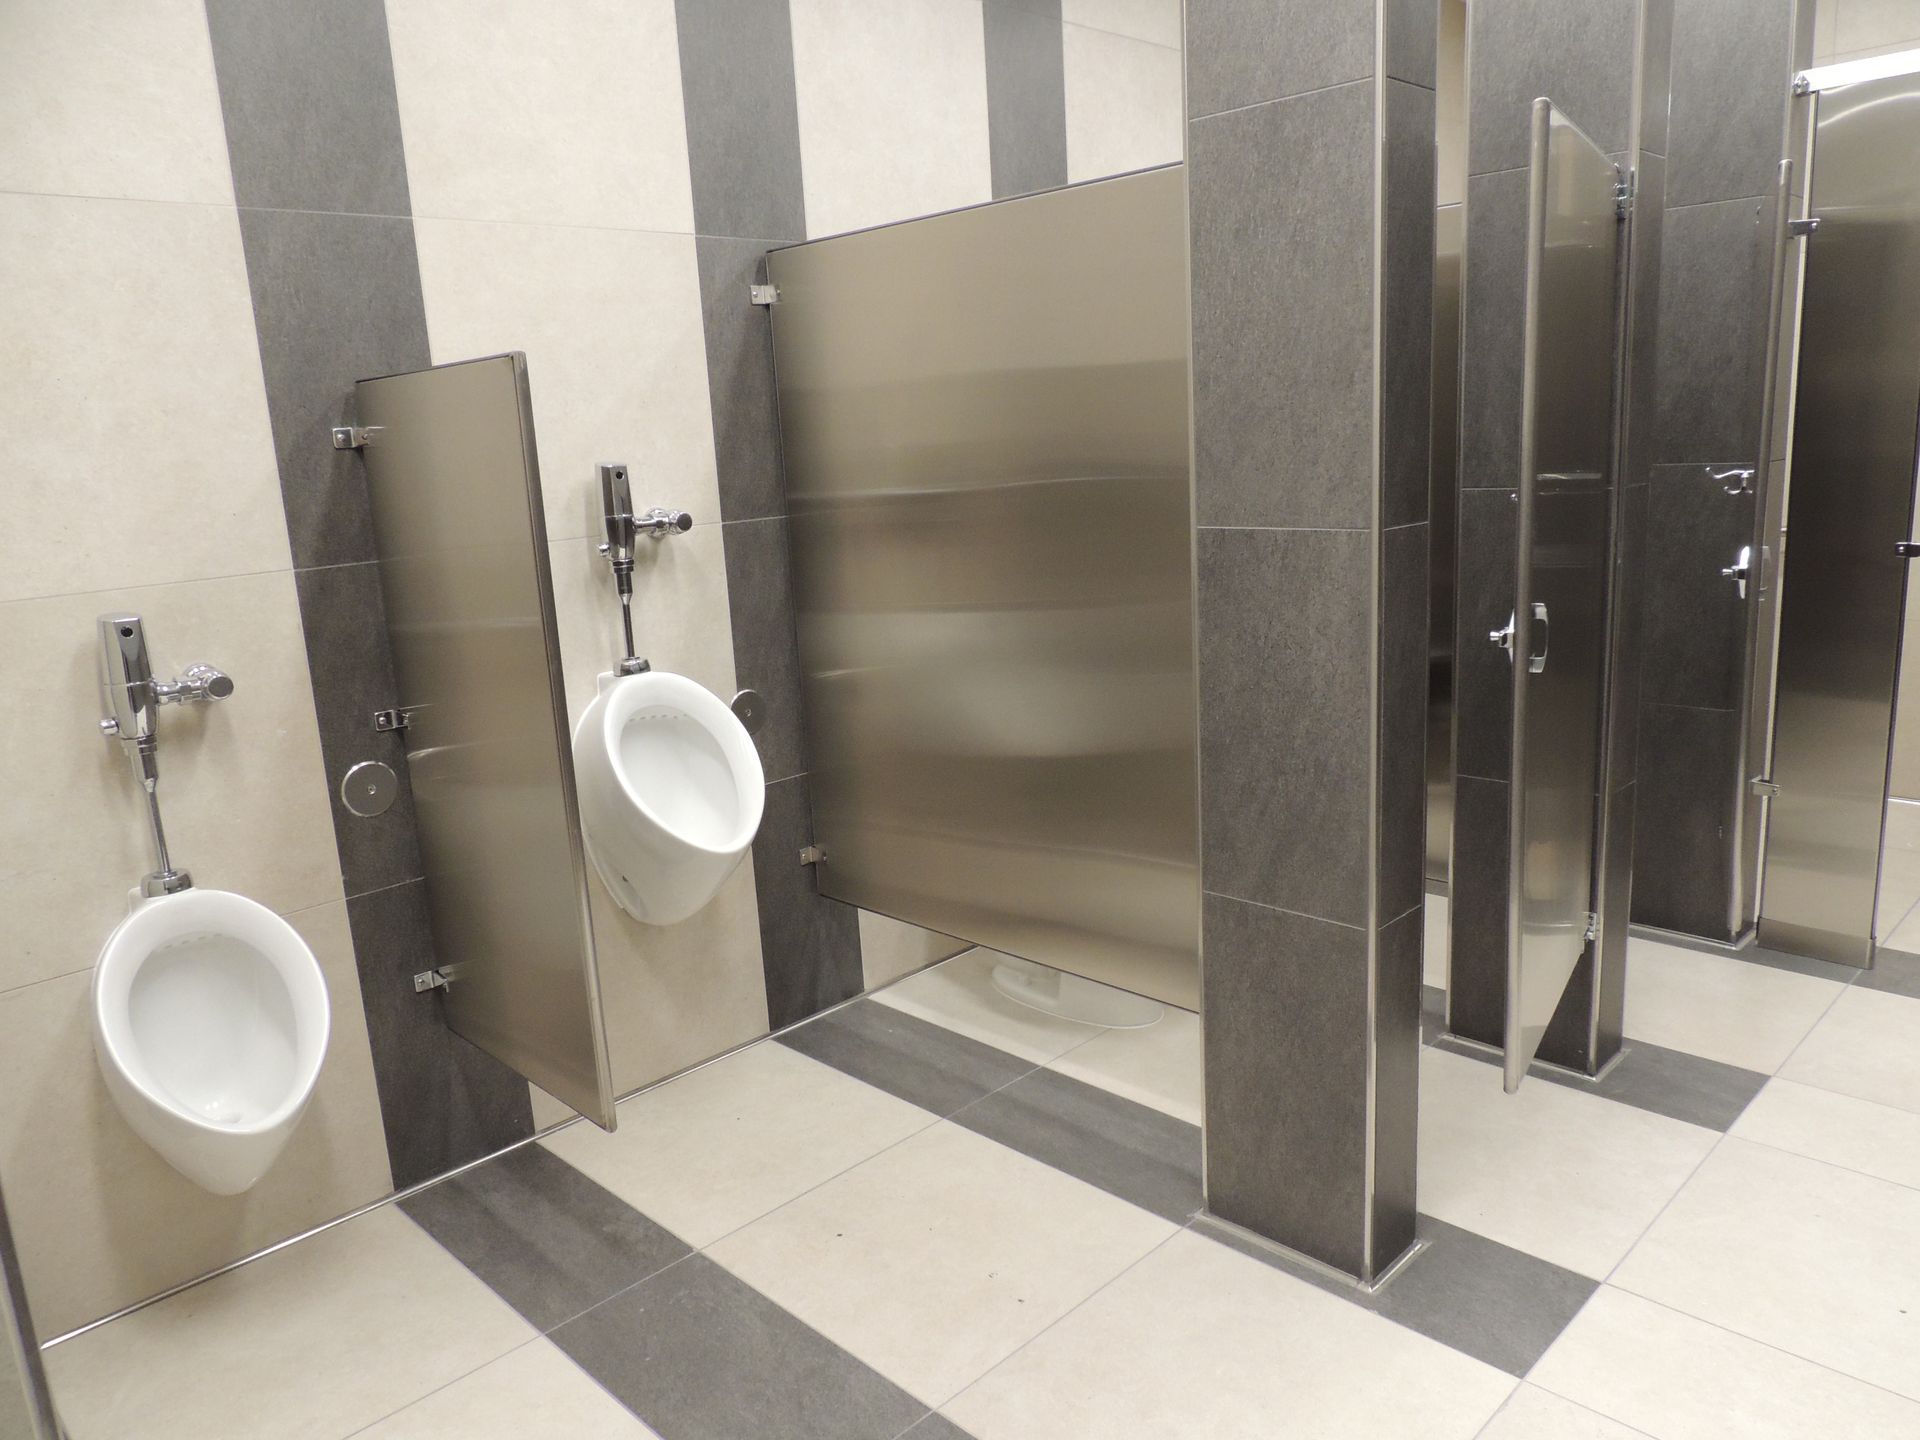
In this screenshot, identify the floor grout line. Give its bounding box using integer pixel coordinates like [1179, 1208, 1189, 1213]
[333, 1334, 545, 1439]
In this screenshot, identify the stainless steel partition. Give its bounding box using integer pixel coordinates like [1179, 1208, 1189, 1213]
[1429, 205, 1464, 885]
[1761, 65, 1920, 965]
[357, 354, 616, 1127]
[1503, 101, 1620, 1090]
[0, 1182, 59, 1440]
[768, 167, 1199, 1006]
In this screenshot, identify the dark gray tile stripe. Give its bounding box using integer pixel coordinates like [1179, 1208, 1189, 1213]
[674, 0, 808, 244]
[953, 1067, 1204, 1223]
[207, 0, 536, 1184]
[400, 1144, 690, 1331]
[1860, 948, 1920, 999]
[754, 778, 866, 1030]
[777, 999, 1035, 1116]
[1194, 1212, 1597, 1377]
[984, 0, 1069, 199]
[1429, 1030, 1767, 1132]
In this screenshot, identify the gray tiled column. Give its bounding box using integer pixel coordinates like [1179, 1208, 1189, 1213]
[1632, 0, 1803, 943]
[204, 0, 535, 1188]
[1187, 0, 1435, 1282]
[676, 0, 865, 1029]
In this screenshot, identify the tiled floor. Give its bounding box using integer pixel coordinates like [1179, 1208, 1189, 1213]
[39, 935, 1920, 1439]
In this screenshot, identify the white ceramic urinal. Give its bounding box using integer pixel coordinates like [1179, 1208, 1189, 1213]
[572, 670, 765, 924]
[92, 889, 330, 1196]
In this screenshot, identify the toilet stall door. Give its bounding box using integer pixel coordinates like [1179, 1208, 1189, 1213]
[356, 354, 617, 1130]
[1502, 101, 1621, 1091]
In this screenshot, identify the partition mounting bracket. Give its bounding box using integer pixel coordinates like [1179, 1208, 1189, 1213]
[799, 843, 826, 866]
[1789, 217, 1821, 238]
[331, 425, 385, 450]
[749, 283, 779, 306]
[413, 968, 450, 993]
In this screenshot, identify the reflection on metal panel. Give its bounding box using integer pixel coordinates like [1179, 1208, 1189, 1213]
[0, 1181, 59, 1440]
[357, 355, 616, 1127]
[1505, 101, 1619, 1091]
[1761, 72, 1920, 966]
[1430, 204, 1464, 885]
[769, 168, 1199, 1007]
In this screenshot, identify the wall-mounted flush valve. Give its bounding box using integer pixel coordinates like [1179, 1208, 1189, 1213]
[96, 615, 236, 896]
[595, 462, 692, 676]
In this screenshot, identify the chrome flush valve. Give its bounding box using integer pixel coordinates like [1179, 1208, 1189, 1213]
[595, 462, 691, 676]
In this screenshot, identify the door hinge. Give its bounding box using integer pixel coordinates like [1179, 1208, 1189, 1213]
[749, 283, 779, 306]
[1584, 911, 1599, 945]
[1789, 217, 1821, 238]
[799, 843, 826, 866]
[1614, 168, 1635, 220]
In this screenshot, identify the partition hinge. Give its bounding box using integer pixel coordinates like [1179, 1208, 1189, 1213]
[413, 968, 450, 993]
[373, 707, 415, 732]
[1614, 167, 1635, 219]
[331, 425, 385, 450]
[1584, 911, 1599, 945]
[749, 283, 779, 306]
[1789, 217, 1821, 238]
[1750, 776, 1781, 798]
[799, 843, 826, 866]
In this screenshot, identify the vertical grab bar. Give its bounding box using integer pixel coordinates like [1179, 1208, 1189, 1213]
[1731, 158, 1797, 934]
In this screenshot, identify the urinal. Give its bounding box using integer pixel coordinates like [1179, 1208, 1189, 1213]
[92, 888, 330, 1196]
[572, 669, 765, 924]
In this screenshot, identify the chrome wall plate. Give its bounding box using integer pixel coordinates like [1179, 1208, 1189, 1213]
[341, 760, 399, 817]
[730, 688, 766, 735]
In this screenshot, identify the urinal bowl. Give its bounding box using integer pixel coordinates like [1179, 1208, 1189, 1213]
[92, 889, 330, 1196]
[572, 671, 766, 925]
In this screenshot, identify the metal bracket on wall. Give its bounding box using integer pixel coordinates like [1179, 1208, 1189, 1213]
[1789, 217, 1821, 238]
[373, 707, 417, 732]
[1614, 167, 1635, 219]
[412, 968, 450, 993]
[1750, 776, 1781, 798]
[749, 283, 779, 306]
[331, 425, 385, 450]
[799, 843, 826, 866]
[1584, 912, 1599, 946]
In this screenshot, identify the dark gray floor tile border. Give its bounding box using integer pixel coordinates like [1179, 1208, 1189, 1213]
[1859, 947, 1920, 999]
[952, 1067, 1204, 1223]
[1193, 1212, 1596, 1377]
[1429, 1031, 1767, 1132]
[777, 998, 1037, 1117]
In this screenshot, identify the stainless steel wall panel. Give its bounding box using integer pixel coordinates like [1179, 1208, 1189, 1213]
[1761, 72, 1920, 965]
[1505, 101, 1621, 1090]
[768, 168, 1199, 1006]
[357, 354, 617, 1127]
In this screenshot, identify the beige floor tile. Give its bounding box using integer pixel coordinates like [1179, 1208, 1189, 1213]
[707, 1122, 1174, 1405]
[1731, 1077, 1920, 1189]
[872, 950, 1103, 1063]
[43, 1207, 533, 1440]
[0, 902, 392, 1338]
[1532, 1285, 1920, 1438]
[357, 1339, 659, 1439]
[1611, 1138, 1920, 1401]
[1622, 937, 1842, 1073]
[1779, 986, 1920, 1114]
[944, 1230, 1512, 1440]
[386, 0, 692, 231]
[542, 1041, 935, 1247]
[1475, 1384, 1646, 1440]
[1417, 1047, 1717, 1279]
[1048, 1006, 1202, 1125]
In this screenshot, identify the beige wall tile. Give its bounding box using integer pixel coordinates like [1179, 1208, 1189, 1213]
[589, 859, 771, 1097]
[547, 528, 739, 722]
[1063, 25, 1184, 184]
[1062, 0, 1183, 49]
[42, 1206, 531, 1440]
[414, 218, 719, 546]
[0, 194, 288, 602]
[858, 909, 969, 990]
[387, 0, 694, 230]
[0, 900, 391, 1337]
[1834, 0, 1920, 57]
[0, 0, 233, 205]
[0, 571, 341, 994]
[791, 0, 994, 237]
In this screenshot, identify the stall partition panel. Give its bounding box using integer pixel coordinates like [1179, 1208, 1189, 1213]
[1503, 102, 1621, 1090]
[357, 354, 616, 1127]
[1762, 66, 1920, 965]
[768, 167, 1200, 1006]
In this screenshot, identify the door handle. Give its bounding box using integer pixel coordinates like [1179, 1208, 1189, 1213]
[1526, 601, 1548, 674]
[1721, 544, 1752, 600]
[1489, 612, 1516, 661]
[1897, 542, 1920, 559]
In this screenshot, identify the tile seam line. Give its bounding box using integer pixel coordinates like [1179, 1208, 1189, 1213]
[1204, 887, 1368, 931]
[1188, 72, 1377, 125]
[1, 560, 304, 608]
[1725, 1127, 1920, 1195]
[1552, 1281, 1920, 1415]
[1471, 1381, 1659, 1440]
[332, 1334, 547, 1439]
